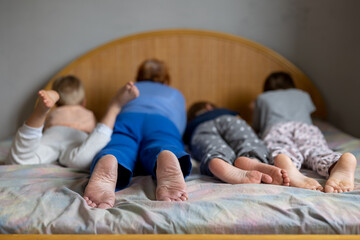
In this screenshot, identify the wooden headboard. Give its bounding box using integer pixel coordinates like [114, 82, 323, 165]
[47, 29, 326, 122]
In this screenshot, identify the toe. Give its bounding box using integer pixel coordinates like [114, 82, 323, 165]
[281, 169, 288, 177]
[85, 199, 93, 206]
[98, 203, 113, 209]
[261, 173, 273, 184]
[283, 176, 290, 184]
[179, 193, 188, 201]
[180, 196, 187, 201]
[159, 197, 171, 202]
[324, 185, 334, 193]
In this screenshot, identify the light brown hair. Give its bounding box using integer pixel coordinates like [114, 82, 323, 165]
[136, 59, 170, 85]
[187, 101, 218, 122]
[52, 75, 85, 106]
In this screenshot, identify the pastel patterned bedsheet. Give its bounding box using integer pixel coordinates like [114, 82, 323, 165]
[0, 120, 360, 234]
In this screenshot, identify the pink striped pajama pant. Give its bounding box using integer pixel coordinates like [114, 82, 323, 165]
[263, 121, 341, 177]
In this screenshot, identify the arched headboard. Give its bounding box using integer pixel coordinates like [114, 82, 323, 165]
[47, 29, 326, 122]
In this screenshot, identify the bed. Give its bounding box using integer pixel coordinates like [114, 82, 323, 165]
[0, 29, 360, 239]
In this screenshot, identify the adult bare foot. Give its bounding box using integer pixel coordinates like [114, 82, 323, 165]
[156, 150, 188, 201]
[26, 90, 60, 128]
[209, 158, 273, 184]
[83, 155, 118, 209]
[325, 153, 356, 193]
[235, 156, 290, 186]
[274, 154, 323, 191]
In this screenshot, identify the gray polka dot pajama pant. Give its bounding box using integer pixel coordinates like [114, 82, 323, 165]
[190, 115, 269, 176]
[263, 121, 341, 177]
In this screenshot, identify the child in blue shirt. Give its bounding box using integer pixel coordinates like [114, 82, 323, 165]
[83, 59, 192, 209]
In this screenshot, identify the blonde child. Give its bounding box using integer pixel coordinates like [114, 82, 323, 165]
[7, 75, 139, 170]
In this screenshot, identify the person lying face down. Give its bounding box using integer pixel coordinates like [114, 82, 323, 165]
[253, 71, 357, 193]
[83, 59, 193, 209]
[7, 75, 136, 170]
[184, 101, 290, 186]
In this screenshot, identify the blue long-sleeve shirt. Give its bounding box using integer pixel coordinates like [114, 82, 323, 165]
[121, 81, 187, 135]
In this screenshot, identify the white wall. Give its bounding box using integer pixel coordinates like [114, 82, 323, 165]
[0, 0, 359, 139]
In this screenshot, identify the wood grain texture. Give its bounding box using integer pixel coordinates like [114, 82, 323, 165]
[46, 29, 326, 123]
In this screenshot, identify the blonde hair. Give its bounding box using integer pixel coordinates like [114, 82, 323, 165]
[52, 75, 85, 106]
[136, 59, 170, 85]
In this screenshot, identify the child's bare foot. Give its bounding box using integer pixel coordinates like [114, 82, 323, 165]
[83, 155, 117, 209]
[26, 90, 60, 128]
[110, 81, 139, 109]
[209, 158, 273, 184]
[325, 153, 356, 193]
[38, 90, 59, 109]
[234, 157, 290, 186]
[274, 154, 323, 191]
[156, 150, 188, 201]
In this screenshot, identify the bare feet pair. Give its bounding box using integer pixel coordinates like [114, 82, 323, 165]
[83, 81, 187, 208]
[83, 150, 187, 209]
[274, 153, 356, 193]
[209, 157, 290, 186]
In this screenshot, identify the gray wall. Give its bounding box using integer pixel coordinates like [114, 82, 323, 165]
[0, 0, 359, 139]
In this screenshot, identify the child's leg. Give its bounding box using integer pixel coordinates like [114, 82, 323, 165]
[139, 115, 192, 202]
[26, 90, 59, 128]
[296, 124, 356, 192]
[263, 122, 304, 168]
[274, 154, 323, 191]
[191, 117, 275, 184]
[264, 122, 322, 190]
[190, 119, 237, 175]
[212, 116, 288, 185]
[7, 90, 60, 165]
[210, 157, 272, 184]
[215, 116, 269, 163]
[234, 157, 290, 186]
[325, 152, 356, 193]
[297, 124, 340, 177]
[83, 113, 141, 208]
